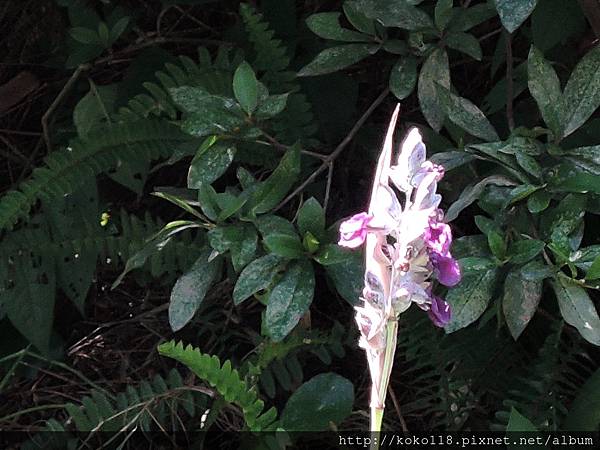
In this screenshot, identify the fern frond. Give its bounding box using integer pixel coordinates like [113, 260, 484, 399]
[158, 340, 278, 431]
[492, 324, 593, 431]
[0, 121, 190, 231]
[61, 369, 206, 435]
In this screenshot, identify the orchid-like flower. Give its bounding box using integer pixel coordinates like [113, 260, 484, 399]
[338, 105, 461, 437]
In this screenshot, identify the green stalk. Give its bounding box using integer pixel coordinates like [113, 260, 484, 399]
[369, 319, 398, 450]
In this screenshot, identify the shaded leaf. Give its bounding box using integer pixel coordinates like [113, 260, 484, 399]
[297, 197, 325, 240]
[418, 48, 450, 131]
[233, 255, 285, 305]
[437, 85, 499, 141]
[264, 234, 305, 259]
[169, 249, 222, 331]
[389, 57, 417, 100]
[281, 373, 354, 431]
[503, 267, 542, 339]
[298, 44, 378, 77]
[562, 46, 600, 138]
[552, 275, 600, 345]
[187, 142, 236, 188]
[348, 0, 433, 30]
[492, 0, 538, 33]
[233, 61, 258, 114]
[446, 31, 482, 61]
[527, 46, 562, 136]
[306, 12, 371, 41]
[265, 259, 315, 341]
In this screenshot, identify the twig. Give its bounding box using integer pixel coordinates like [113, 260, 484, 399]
[505, 30, 515, 131]
[41, 63, 90, 152]
[274, 88, 390, 212]
[324, 161, 334, 212]
[579, 0, 600, 40]
[388, 384, 409, 433]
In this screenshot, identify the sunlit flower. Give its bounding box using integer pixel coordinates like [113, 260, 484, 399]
[338, 212, 373, 248]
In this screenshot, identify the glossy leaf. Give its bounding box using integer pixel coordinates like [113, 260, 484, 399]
[233, 62, 258, 114]
[434, 0, 454, 31]
[503, 267, 542, 339]
[297, 197, 326, 240]
[348, 0, 433, 30]
[552, 275, 600, 345]
[187, 142, 236, 189]
[306, 12, 371, 41]
[507, 239, 545, 264]
[389, 57, 417, 100]
[527, 46, 562, 136]
[325, 250, 364, 305]
[298, 44, 378, 77]
[208, 224, 258, 272]
[437, 85, 499, 141]
[562, 46, 600, 138]
[446, 176, 516, 222]
[418, 48, 450, 131]
[281, 372, 354, 431]
[233, 254, 284, 305]
[445, 258, 498, 333]
[492, 0, 538, 33]
[265, 259, 315, 341]
[446, 32, 482, 61]
[264, 234, 305, 259]
[169, 249, 222, 332]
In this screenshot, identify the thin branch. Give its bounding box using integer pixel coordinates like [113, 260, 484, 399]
[505, 31, 515, 131]
[388, 384, 409, 433]
[274, 88, 390, 212]
[579, 0, 600, 40]
[324, 161, 334, 212]
[41, 63, 90, 152]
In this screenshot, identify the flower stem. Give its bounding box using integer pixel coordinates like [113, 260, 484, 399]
[369, 319, 399, 450]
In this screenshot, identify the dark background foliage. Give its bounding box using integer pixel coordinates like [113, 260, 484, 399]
[1, 0, 600, 447]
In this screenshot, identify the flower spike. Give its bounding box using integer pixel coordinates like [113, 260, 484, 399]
[338, 105, 461, 442]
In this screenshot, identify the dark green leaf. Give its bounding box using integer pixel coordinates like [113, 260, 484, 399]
[429, 151, 475, 171]
[348, 0, 433, 30]
[507, 408, 539, 433]
[527, 46, 562, 136]
[112, 221, 201, 288]
[418, 48, 450, 131]
[69, 27, 99, 44]
[435, 0, 454, 30]
[437, 85, 499, 141]
[314, 244, 352, 266]
[389, 57, 417, 100]
[520, 259, 553, 281]
[564, 368, 600, 431]
[233, 62, 258, 114]
[515, 152, 541, 178]
[110, 16, 129, 42]
[446, 176, 516, 222]
[450, 3, 496, 31]
[73, 84, 117, 138]
[264, 234, 305, 259]
[492, 0, 538, 33]
[445, 32, 482, 61]
[169, 249, 222, 331]
[508, 239, 545, 264]
[452, 235, 491, 259]
[255, 93, 289, 119]
[265, 259, 315, 341]
[532, 0, 586, 52]
[298, 44, 378, 77]
[546, 162, 600, 195]
[233, 254, 284, 305]
[297, 197, 325, 240]
[187, 142, 236, 188]
[505, 184, 542, 207]
[343, 2, 376, 34]
[552, 275, 600, 345]
[585, 255, 600, 280]
[281, 373, 354, 431]
[208, 224, 258, 272]
[306, 12, 371, 41]
[502, 267, 542, 339]
[487, 231, 506, 260]
[527, 190, 552, 213]
[249, 144, 301, 214]
[256, 215, 297, 238]
[325, 250, 364, 305]
[561, 46, 600, 138]
[445, 258, 498, 333]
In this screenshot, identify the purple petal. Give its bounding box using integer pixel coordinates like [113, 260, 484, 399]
[431, 252, 461, 287]
[428, 296, 451, 327]
[424, 220, 452, 255]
